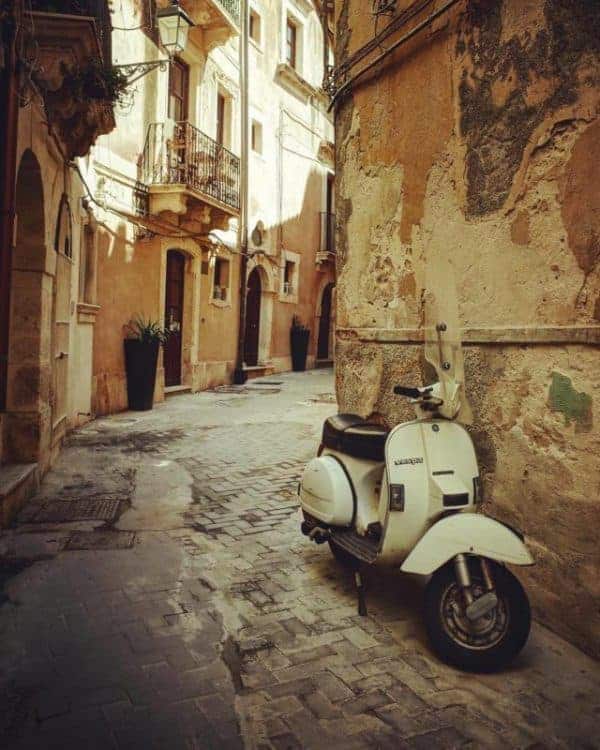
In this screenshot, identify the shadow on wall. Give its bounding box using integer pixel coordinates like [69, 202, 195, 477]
[247, 165, 336, 365]
[93, 221, 162, 416]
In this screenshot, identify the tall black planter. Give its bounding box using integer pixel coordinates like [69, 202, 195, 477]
[290, 328, 310, 372]
[124, 339, 159, 411]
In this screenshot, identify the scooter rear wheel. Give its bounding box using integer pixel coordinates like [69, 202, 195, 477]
[424, 559, 531, 672]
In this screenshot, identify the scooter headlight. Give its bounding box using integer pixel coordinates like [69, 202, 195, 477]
[389, 484, 405, 512]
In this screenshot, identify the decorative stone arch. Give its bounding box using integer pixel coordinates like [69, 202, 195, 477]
[316, 277, 336, 362]
[245, 257, 275, 366]
[5, 148, 52, 464]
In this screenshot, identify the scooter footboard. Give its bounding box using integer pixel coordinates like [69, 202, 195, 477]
[400, 513, 534, 575]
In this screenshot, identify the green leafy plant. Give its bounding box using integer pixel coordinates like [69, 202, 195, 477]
[59, 59, 130, 107]
[125, 316, 171, 345]
[291, 315, 309, 332]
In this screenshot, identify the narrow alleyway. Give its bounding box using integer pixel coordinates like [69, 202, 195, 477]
[1, 370, 599, 750]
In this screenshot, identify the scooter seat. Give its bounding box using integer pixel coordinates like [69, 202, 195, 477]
[322, 414, 389, 462]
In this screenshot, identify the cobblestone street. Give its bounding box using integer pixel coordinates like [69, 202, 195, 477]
[1, 369, 599, 749]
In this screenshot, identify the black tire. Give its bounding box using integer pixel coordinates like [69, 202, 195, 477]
[424, 558, 531, 673]
[328, 539, 359, 569]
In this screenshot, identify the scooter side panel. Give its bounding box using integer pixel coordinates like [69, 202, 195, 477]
[379, 420, 479, 565]
[379, 422, 430, 563]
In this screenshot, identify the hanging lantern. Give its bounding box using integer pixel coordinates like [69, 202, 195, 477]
[157, 1, 194, 57]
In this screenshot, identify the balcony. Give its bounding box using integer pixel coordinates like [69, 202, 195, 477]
[317, 211, 335, 265]
[142, 121, 240, 219]
[178, 0, 240, 48]
[26, 1, 116, 157]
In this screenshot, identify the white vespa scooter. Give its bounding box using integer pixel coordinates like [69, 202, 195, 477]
[298, 313, 534, 672]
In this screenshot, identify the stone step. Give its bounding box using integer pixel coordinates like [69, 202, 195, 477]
[0, 463, 39, 528]
[164, 384, 192, 398]
[243, 365, 275, 381]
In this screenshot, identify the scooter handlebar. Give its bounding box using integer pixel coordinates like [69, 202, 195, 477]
[393, 385, 422, 398]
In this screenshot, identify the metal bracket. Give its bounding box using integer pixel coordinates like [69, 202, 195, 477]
[113, 59, 169, 85]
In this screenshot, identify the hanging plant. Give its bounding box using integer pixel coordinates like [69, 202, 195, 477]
[58, 59, 130, 107]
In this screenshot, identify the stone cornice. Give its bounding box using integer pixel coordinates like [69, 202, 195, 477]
[336, 326, 600, 346]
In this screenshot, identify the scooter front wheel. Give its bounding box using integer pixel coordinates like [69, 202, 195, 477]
[424, 559, 531, 673]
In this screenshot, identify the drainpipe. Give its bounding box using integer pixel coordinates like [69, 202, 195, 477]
[233, 0, 249, 384]
[0, 2, 21, 411]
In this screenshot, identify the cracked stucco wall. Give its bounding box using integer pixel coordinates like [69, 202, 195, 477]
[334, 0, 600, 658]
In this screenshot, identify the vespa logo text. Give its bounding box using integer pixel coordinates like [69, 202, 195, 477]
[394, 457, 424, 466]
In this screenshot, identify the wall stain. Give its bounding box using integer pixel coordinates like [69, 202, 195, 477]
[458, 0, 600, 217]
[548, 371, 593, 432]
[560, 119, 600, 274]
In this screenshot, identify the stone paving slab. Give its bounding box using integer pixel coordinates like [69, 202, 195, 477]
[0, 370, 600, 749]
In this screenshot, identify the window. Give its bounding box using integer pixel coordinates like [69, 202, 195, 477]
[79, 223, 97, 304]
[55, 194, 73, 258]
[249, 9, 261, 45]
[213, 257, 230, 302]
[216, 91, 226, 146]
[284, 260, 295, 295]
[286, 18, 297, 68]
[168, 58, 189, 121]
[251, 120, 263, 154]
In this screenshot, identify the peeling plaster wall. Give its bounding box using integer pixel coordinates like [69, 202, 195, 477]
[335, 0, 600, 657]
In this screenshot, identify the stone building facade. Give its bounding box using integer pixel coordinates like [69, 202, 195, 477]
[89, 0, 335, 415]
[0, 1, 116, 520]
[0, 0, 334, 523]
[333, 0, 600, 657]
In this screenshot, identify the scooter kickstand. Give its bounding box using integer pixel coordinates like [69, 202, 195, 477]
[355, 568, 368, 617]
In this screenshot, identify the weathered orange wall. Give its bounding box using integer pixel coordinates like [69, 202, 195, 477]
[335, 0, 600, 657]
[93, 229, 162, 415]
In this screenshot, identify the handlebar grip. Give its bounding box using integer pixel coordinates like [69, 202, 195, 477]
[393, 385, 421, 398]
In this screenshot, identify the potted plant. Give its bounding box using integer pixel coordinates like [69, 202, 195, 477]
[290, 315, 310, 372]
[124, 317, 170, 411]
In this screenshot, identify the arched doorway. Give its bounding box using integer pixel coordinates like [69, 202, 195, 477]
[164, 250, 186, 386]
[317, 282, 334, 360]
[244, 267, 262, 366]
[5, 149, 48, 462]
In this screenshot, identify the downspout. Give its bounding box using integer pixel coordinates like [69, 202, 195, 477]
[233, 0, 249, 384]
[0, 1, 21, 411]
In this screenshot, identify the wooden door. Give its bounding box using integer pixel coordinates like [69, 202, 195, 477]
[164, 250, 185, 387]
[244, 268, 261, 367]
[168, 58, 189, 122]
[52, 253, 71, 430]
[317, 283, 334, 360]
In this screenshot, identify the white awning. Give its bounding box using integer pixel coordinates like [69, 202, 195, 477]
[208, 228, 238, 251]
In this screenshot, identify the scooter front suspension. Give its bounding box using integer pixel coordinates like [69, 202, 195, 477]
[454, 554, 498, 621]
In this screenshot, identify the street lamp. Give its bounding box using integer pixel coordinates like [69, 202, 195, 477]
[156, 2, 194, 56]
[115, 1, 194, 84]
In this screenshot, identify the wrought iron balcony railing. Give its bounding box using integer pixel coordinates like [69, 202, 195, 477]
[217, 0, 240, 24]
[142, 121, 240, 212]
[320, 211, 335, 255]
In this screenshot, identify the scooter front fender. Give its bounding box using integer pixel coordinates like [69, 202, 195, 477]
[400, 513, 534, 575]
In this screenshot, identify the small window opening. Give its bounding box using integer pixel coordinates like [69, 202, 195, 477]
[250, 10, 261, 45]
[284, 260, 295, 295]
[286, 18, 297, 68]
[213, 257, 230, 301]
[251, 120, 263, 154]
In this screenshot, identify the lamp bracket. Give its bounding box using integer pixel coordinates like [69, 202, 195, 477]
[114, 59, 170, 85]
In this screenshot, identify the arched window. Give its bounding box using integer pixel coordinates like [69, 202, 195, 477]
[55, 194, 73, 259]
